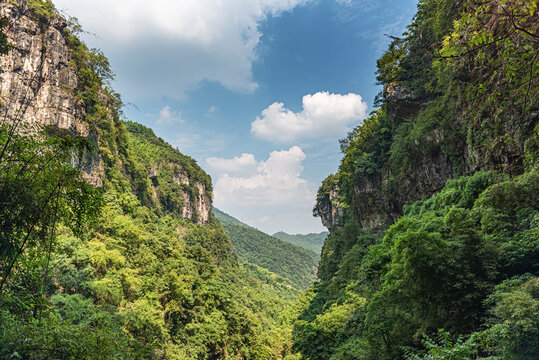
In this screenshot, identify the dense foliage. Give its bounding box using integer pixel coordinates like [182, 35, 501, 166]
[2, 0, 537, 358]
[296, 170, 538, 359]
[214, 208, 318, 289]
[0, 2, 306, 358]
[272, 232, 328, 256]
[297, 0, 538, 359]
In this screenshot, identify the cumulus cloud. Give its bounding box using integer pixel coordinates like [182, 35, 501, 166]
[251, 92, 368, 142]
[206, 153, 258, 178]
[209, 146, 311, 206]
[207, 146, 323, 233]
[54, 0, 310, 99]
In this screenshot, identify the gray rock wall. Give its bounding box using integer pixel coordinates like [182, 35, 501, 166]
[0, 2, 211, 224]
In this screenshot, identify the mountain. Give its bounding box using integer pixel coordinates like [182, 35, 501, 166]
[212, 207, 252, 228]
[213, 207, 319, 289]
[272, 231, 328, 256]
[293, 0, 539, 359]
[0, 2, 302, 358]
[2, 0, 537, 359]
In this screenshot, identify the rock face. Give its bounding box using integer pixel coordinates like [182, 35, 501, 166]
[314, 83, 457, 232]
[148, 162, 211, 224]
[174, 171, 211, 224]
[338, 76, 531, 232]
[314, 176, 346, 232]
[0, 3, 82, 131]
[350, 172, 400, 230]
[350, 152, 456, 230]
[318, 188, 345, 231]
[0, 2, 211, 224]
[0, 2, 103, 185]
[384, 82, 422, 121]
[190, 182, 211, 224]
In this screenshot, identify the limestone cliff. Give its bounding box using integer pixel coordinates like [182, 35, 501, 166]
[317, 78, 534, 232]
[0, 1, 104, 185]
[317, 188, 345, 231]
[348, 84, 457, 230]
[0, 1, 211, 224]
[147, 159, 211, 224]
[313, 174, 345, 231]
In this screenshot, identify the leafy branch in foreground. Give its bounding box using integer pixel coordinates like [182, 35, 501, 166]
[0, 101, 103, 300]
[404, 329, 480, 360]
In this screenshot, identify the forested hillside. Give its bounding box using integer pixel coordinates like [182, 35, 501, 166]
[213, 208, 252, 229]
[294, 0, 538, 359]
[0, 1, 303, 358]
[272, 232, 328, 256]
[1, 0, 537, 359]
[214, 208, 319, 289]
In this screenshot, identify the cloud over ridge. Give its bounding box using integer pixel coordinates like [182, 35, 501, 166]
[54, 0, 310, 99]
[251, 91, 368, 142]
[207, 146, 312, 206]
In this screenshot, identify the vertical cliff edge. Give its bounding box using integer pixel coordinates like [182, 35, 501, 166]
[0, 0, 211, 224]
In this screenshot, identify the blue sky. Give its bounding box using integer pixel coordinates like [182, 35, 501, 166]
[54, 0, 418, 234]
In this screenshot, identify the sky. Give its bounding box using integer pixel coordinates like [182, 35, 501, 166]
[53, 0, 418, 235]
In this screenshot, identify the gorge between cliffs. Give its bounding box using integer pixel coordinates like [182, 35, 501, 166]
[0, 0, 537, 359]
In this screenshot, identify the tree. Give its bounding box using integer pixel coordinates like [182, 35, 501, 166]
[0, 44, 103, 302]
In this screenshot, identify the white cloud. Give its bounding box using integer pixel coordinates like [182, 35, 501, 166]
[206, 153, 257, 178]
[157, 106, 183, 124]
[206, 146, 323, 233]
[251, 91, 368, 142]
[54, 0, 310, 99]
[211, 146, 311, 206]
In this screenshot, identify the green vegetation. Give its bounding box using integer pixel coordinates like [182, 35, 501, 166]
[0, 16, 9, 54]
[214, 208, 318, 289]
[295, 0, 538, 358]
[272, 232, 328, 256]
[213, 207, 251, 228]
[295, 170, 538, 359]
[125, 121, 212, 219]
[25, 0, 56, 23]
[0, 2, 306, 358]
[2, 0, 537, 358]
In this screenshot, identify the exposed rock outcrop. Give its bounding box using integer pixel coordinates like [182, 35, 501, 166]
[350, 172, 400, 230]
[148, 162, 211, 224]
[0, 1, 211, 224]
[384, 82, 422, 121]
[349, 151, 456, 230]
[318, 187, 345, 231]
[0, 2, 104, 185]
[314, 175, 345, 231]
[315, 83, 458, 231]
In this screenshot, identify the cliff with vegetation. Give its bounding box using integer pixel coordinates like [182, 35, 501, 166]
[1, 0, 537, 359]
[0, 1, 304, 358]
[296, 0, 538, 359]
[0, 0, 211, 223]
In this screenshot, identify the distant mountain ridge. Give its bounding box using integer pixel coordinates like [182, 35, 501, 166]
[213, 207, 318, 289]
[212, 207, 252, 228]
[273, 231, 328, 256]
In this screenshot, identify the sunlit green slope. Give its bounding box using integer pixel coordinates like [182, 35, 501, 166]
[272, 231, 328, 256]
[214, 207, 319, 289]
[0, 1, 302, 358]
[293, 0, 539, 359]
